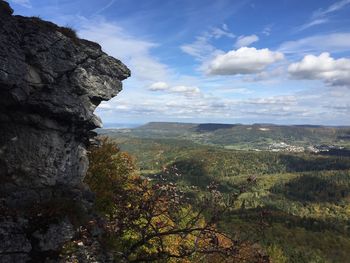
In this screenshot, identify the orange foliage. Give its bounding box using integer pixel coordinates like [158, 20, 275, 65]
[85, 138, 269, 262]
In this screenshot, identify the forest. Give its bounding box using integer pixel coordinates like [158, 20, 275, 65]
[94, 123, 350, 262]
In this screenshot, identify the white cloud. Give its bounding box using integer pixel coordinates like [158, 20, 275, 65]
[149, 82, 169, 91]
[10, 0, 31, 8]
[98, 102, 113, 109]
[234, 34, 259, 48]
[313, 0, 350, 18]
[297, 0, 350, 31]
[279, 33, 350, 54]
[98, 86, 350, 124]
[262, 25, 272, 36]
[210, 25, 236, 39]
[180, 36, 217, 60]
[288, 52, 350, 87]
[214, 87, 252, 95]
[181, 25, 235, 60]
[148, 82, 200, 96]
[78, 18, 170, 82]
[171, 85, 200, 95]
[94, 0, 117, 15]
[206, 47, 284, 75]
[244, 95, 297, 106]
[243, 67, 285, 82]
[296, 18, 329, 32]
[326, 104, 350, 113]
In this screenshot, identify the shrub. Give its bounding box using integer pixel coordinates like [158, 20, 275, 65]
[58, 26, 78, 41]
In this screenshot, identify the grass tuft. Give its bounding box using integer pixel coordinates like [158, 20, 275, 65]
[58, 26, 78, 41]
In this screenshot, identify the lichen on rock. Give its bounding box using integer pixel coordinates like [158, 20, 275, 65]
[0, 0, 130, 261]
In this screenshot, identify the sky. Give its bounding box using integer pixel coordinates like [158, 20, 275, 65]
[9, 0, 350, 125]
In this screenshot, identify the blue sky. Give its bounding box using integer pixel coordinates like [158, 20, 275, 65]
[9, 0, 350, 125]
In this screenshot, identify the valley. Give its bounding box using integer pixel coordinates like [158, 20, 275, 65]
[100, 122, 350, 262]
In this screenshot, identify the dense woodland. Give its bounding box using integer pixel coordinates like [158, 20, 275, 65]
[96, 124, 350, 262]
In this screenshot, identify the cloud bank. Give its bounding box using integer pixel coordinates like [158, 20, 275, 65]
[288, 52, 350, 87]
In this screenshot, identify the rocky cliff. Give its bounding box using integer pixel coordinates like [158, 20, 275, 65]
[0, 1, 130, 261]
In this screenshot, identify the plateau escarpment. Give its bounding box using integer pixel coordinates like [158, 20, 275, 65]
[0, 1, 130, 261]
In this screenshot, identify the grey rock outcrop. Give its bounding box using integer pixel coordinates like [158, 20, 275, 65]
[0, 1, 130, 261]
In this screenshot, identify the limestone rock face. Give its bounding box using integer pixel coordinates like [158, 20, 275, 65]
[0, 1, 130, 261]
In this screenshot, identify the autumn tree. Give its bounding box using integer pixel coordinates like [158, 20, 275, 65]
[84, 138, 269, 262]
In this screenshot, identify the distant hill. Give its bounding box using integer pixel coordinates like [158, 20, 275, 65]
[103, 123, 143, 129]
[138, 122, 197, 131]
[196, 123, 239, 132]
[100, 122, 350, 150]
